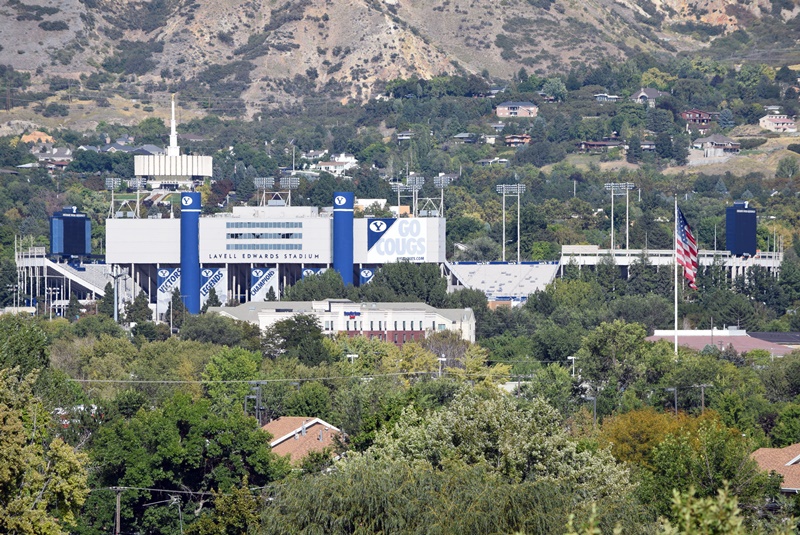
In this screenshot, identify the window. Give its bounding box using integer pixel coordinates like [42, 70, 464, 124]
[402, 321, 406, 330]
[410, 321, 414, 331]
[370, 321, 374, 331]
[346, 321, 350, 331]
[394, 321, 398, 330]
[394, 334, 398, 343]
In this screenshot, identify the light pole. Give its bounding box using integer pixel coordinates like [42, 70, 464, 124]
[438, 355, 446, 378]
[496, 183, 526, 262]
[346, 353, 359, 365]
[694, 383, 712, 413]
[567, 356, 577, 377]
[665, 387, 677, 416]
[586, 396, 597, 428]
[603, 182, 635, 250]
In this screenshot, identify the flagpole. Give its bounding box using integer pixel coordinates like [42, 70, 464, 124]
[674, 196, 678, 356]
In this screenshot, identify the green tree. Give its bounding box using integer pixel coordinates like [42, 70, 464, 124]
[65, 293, 82, 322]
[718, 109, 735, 130]
[0, 370, 90, 534]
[201, 287, 222, 313]
[164, 287, 188, 330]
[542, 77, 568, 102]
[282, 269, 347, 301]
[283, 381, 332, 420]
[83, 393, 290, 535]
[202, 347, 262, 412]
[125, 290, 153, 324]
[627, 134, 643, 164]
[0, 314, 49, 375]
[650, 417, 780, 518]
[775, 156, 799, 179]
[97, 282, 116, 318]
[262, 314, 331, 365]
[366, 390, 632, 499]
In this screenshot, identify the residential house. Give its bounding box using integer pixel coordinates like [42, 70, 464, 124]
[505, 134, 531, 147]
[640, 140, 656, 152]
[759, 115, 797, 133]
[631, 88, 667, 108]
[115, 134, 135, 145]
[312, 153, 358, 176]
[594, 93, 622, 103]
[692, 134, 741, 157]
[476, 158, 509, 167]
[211, 299, 476, 346]
[177, 133, 207, 143]
[132, 144, 166, 156]
[680, 109, 716, 134]
[578, 140, 623, 152]
[752, 442, 800, 494]
[77, 145, 100, 153]
[101, 143, 133, 153]
[489, 122, 506, 133]
[537, 91, 556, 103]
[262, 417, 342, 464]
[301, 149, 328, 160]
[496, 101, 538, 118]
[396, 131, 415, 141]
[452, 132, 477, 144]
[35, 146, 73, 164]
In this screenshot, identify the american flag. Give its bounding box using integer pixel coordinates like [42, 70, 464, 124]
[676, 207, 698, 290]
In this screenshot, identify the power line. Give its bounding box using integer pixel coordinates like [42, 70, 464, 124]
[68, 370, 431, 385]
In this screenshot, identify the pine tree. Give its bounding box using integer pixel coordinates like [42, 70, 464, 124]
[201, 287, 222, 313]
[97, 282, 115, 318]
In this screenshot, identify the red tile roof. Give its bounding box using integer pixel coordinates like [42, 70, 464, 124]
[752, 443, 800, 491]
[262, 417, 341, 464]
[645, 334, 793, 356]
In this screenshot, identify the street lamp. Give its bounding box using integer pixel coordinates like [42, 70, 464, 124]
[438, 355, 447, 378]
[665, 387, 677, 416]
[496, 183, 526, 262]
[567, 356, 577, 377]
[346, 353, 359, 365]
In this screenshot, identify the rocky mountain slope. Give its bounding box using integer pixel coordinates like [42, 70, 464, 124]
[0, 0, 798, 116]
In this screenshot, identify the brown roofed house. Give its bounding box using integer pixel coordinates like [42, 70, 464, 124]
[752, 442, 800, 493]
[262, 416, 342, 464]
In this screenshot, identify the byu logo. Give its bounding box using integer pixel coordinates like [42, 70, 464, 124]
[202, 269, 213, 277]
[181, 196, 193, 206]
[369, 221, 387, 233]
[158, 269, 170, 278]
[361, 269, 373, 278]
[334, 195, 347, 206]
[252, 269, 264, 278]
[303, 269, 316, 277]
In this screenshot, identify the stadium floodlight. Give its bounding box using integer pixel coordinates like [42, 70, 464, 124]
[280, 176, 300, 190]
[391, 182, 409, 213]
[254, 176, 275, 189]
[603, 182, 635, 251]
[495, 184, 527, 263]
[433, 175, 454, 217]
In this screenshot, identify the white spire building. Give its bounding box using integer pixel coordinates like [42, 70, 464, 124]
[133, 95, 213, 190]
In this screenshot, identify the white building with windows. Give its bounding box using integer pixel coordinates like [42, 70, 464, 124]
[211, 298, 475, 346]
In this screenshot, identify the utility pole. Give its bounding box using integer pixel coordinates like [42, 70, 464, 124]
[108, 265, 125, 323]
[111, 486, 123, 535]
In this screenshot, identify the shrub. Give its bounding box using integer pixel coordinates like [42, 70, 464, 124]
[738, 138, 767, 150]
[38, 20, 68, 31]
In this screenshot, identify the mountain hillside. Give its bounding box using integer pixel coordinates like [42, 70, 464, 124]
[0, 0, 798, 117]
